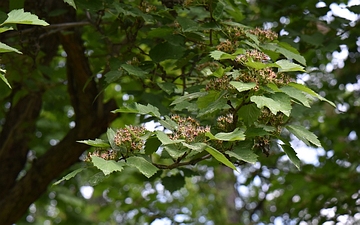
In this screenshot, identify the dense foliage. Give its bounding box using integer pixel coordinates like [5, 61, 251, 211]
[0, 0, 359, 224]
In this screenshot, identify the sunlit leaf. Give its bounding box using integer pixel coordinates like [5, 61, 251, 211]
[91, 156, 125, 176]
[226, 143, 258, 164]
[112, 103, 161, 118]
[64, 0, 77, 9]
[0, 69, 11, 89]
[77, 139, 110, 148]
[0, 42, 22, 54]
[276, 59, 305, 72]
[280, 85, 311, 107]
[53, 168, 85, 185]
[121, 64, 147, 78]
[126, 156, 159, 178]
[171, 92, 207, 105]
[250, 94, 291, 116]
[261, 42, 306, 66]
[206, 128, 246, 141]
[287, 125, 322, 147]
[281, 145, 301, 170]
[204, 145, 237, 170]
[3, 9, 49, 26]
[288, 82, 335, 107]
[230, 81, 256, 92]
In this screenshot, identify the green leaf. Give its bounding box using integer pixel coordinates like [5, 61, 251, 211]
[164, 144, 188, 158]
[121, 64, 147, 78]
[212, 1, 225, 21]
[288, 82, 335, 107]
[230, 81, 256, 92]
[228, 140, 257, 164]
[206, 128, 246, 141]
[197, 91, 228, 117]
[144, 136, 161, 155]
[158, 82, 176, 95]
[280, 85, 311, 107]
[171, 92, 207, 105]
[0, 27, 13, 33]
[53, 168, 85, 185]
[245, 59, 277, 69]
[150, 42, 185, 62]
[209, 50, 234, 60]
[281, 145, 301, 170]
[204, 145, 237, 170]
[0, 42, 22, 54]
[113, 103, 161, 118]
[156, 131, 184, 145]
[126, 156, 159, 178]
[275, 59, 305, 72]
[77, 139, 110, 148]
[261, 42, 306, 66]
[91, 156, 125, 176]
[162, 174, 185, 193]
[250, 94, 292, 116]
[159, 116, 178, 130]
[2, 9, 49, 26]
[104, 70, 122, 83]
[238, 104, 261, 126]
[107, 128, 117, 150]
[177, 17, 199, 32]
[181, 142, 206, 152]
[286, 125, 321, 147]
[64, 0, 77, 9]
[0, 69, 11, 89]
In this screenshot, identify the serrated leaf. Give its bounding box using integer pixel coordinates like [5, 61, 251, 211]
[159, 116, 178, 130]
[150, 42, 185, 62]
[227, 140, 257, 164]
[0, 27, 13, 33]
[286, 125, 321, 147]
[64, 0, 77, 9]
[280, 85, 310, 107]
[245, 59, 277, 69]
[107, 128, 117, 150]
[250, 94, 291, 116]
[0, 69, 11, 89]
[281, 145, 301, 170]
[206, 128, 246, 141]
[53, 168, 85, 185]
[112, 103, 161, 118]
[162, 174, 185, 193]
[91, 156, 125, 176]
[177, 17, 199, 32]
[171, 92, 207, 106]
[3, 9, 49, 26]
[121, 64, 147, 78]
[288, 82, 335, 107]
[158, 82, 176, 95]
[276, 59, 305, 72]
[104, 70, 122, 83]
[77, 139, 110, 148]
[261, 42, 306, 66]
[88, 172, 106, 186]
[126, 156, 159, 178]
[181, 142, 206, 152]
[238, 104, 261, 126]
[197, 91, 228, 117]
[209, 50, 233, 60]
[0, 42, 22, 54]
[144, 136, 161, 155]
[204, 145, 237, 170]
[164, 144, 188, 158]
[230, 81, 256, 92]
[156, 131, 184, 145]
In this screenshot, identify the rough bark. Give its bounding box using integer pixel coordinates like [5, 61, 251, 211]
[0, 1, 117, 224]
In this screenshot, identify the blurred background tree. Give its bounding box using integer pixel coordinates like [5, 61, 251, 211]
[0, 0, 359, 224]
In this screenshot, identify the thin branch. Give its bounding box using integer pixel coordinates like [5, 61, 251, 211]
[153, 154, 212, 169]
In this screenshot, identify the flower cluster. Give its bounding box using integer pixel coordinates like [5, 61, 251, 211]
[217, 114, 234, 131]
[216, 40, 236, 53]
[205, 75, 233, 91]
[247, 28, 278, 42]
[85, 149, 117, 161]
[235, 49, 270, 63]
[170, 115, 210, 142]
[114, 125, 147, 153]
[139, 1, 157, 13]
